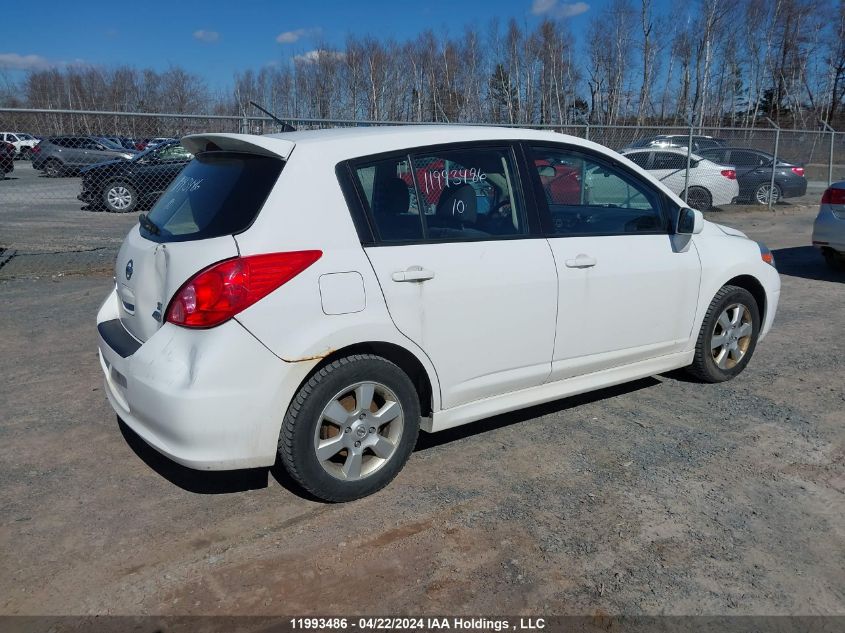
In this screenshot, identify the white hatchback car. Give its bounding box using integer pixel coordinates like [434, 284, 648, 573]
[621, 147, 739, 210]
[96, 126, 780, 501]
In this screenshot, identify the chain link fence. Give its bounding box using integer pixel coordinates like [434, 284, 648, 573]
[1, 107, 840, 280]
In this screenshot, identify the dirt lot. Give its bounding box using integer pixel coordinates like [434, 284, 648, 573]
[1, 165, 844, 617]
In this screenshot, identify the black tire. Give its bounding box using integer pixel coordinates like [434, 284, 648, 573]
[278, 354, 420, 502]
[752, 182, 781, 206]
[102, 181, 138, 213]
[822, 248, 845, 271]
[687, 285, 761, 383]
[44, 158, 63, 178]
[686, 186, 712, 211]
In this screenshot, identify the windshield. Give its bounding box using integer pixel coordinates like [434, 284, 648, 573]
[96, 137, 125, 151]
[141, 152, 284, 243]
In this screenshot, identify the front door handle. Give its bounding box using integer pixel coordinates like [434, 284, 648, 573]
[565, 254, 597, 268]
[392, 266, 435, 282]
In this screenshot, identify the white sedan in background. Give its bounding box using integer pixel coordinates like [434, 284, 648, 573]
[621, 147, 739, 210]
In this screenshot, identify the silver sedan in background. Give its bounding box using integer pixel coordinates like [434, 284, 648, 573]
[813, 183, 845, 270]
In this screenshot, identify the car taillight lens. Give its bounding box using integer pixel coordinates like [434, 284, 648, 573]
[720, 169, 737, 180]
[821, 187, 845, 205]
[791, 167, 804, 177]
[31, 144, 40, 154]
[165, 250, 322, 328]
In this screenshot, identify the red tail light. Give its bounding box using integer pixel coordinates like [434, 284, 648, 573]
[720, 169, 737, 180]
[791, 167, 805, 177]
[31, 143, 41, 154]
[165, 251, 322, 328]
[821, 187, 845, 205]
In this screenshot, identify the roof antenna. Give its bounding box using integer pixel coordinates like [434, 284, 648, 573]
[250, 101, 296, 133]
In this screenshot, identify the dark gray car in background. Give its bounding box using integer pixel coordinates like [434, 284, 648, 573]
[697, 147, 807, 204]
[31, 136, 136, 177]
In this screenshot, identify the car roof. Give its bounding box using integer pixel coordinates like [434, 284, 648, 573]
[622, 147, 704, 160]
[185, 125, 616, 162]
[267, 124, 578, 150]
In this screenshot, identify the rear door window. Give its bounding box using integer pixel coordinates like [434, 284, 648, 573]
[652, 152, 687, 171]
[141, 152, 284, 243]
[730, 150, 767, 167]
[351, 145, 528, 242]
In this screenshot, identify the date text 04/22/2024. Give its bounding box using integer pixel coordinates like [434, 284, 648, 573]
[289, 617, 547, 630]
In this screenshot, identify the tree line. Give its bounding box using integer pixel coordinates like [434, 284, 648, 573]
[2, 0, 844, 132]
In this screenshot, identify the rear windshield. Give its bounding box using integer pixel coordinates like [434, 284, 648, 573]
[141, 152, 284, 243]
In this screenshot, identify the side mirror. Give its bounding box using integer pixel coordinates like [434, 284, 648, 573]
[675, 207, 704, 235]
[537, 165, 555, 178]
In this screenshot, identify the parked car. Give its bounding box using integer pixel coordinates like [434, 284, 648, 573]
[79, 140, 193, 212]
[103, 136, 140, 151]
[96, 126, 780, 501]
[31, 136, 136, 177]
[623, 134, 726, 153]
[696, 147, 807, 205]
[134, 137, 176, 151]
[620, 147, 738, 210]
[0, 140, 15, 178]
[0, 132, 39, 159]
[812, 183, 845, 270]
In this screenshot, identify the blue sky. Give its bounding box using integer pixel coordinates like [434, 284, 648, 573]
[2, 0, 675, 92]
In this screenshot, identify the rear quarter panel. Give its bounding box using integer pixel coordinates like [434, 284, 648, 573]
[232, 144, 443, 410]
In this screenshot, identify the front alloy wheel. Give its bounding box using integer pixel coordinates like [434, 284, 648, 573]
[709, 303, 753, 370]
[687, 285, 760, 382]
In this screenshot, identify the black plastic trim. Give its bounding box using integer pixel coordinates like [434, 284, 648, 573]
[98, 319, 142, 358]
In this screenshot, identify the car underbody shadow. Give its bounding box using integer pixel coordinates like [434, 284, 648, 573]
[772, 246, 844, 283]
[117, 417, 269, 494]
[414, 377, 660, 452]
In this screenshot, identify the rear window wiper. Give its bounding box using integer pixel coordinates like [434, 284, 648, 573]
[138, 213, 160, 235]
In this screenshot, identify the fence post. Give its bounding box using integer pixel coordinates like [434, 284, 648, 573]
[683, 119, 694, 204]
[585, 123, 590, 142]
[765, 117, 780, 211]
[820, 119, 836, 187]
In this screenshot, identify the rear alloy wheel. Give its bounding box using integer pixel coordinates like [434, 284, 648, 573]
[279, 354, 420, 502]
[687, 285, 760, 382]
[103, 181, 138, 213]
[753, 182, 781, 205]
[686, 186, 712, 211]
[44, 159, 63, 178]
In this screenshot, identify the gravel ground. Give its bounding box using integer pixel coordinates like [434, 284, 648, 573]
[0, 165, 843, 617]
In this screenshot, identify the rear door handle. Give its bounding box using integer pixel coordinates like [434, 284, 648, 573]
[565, 254, 597, 268]
[392, 266, 435, 282]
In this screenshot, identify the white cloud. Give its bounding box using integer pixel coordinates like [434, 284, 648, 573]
[193, 30, 220, 43]
[293, 49, 345, 64]
[276, 27, 320, 44]
[531, 0, 590, 18]
[0, 53, 51, 71]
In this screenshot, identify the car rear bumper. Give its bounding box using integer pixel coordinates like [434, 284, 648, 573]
[812, 206, 845, 253]
[96, 288, 316, 470]
[780, 179, 807, 198]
